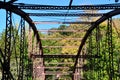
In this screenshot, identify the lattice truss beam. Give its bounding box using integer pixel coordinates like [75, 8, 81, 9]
[2, 10, 14, 80]
[14, 3, 120, 10]
[28, 13, 103, 17]
[18, 18, 25, 80]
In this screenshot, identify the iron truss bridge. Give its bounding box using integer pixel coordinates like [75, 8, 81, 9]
[0, 0, 120, 80]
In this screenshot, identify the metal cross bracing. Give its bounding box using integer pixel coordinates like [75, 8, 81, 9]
[2, 13, 34, 80]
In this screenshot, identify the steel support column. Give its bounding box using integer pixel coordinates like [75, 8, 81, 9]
[2, 10, 13, 80]
[18, 18, 25, 80]
[96, 25, 101, 80]
[107, 18, 114, 80]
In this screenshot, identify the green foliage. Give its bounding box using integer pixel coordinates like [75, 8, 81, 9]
[83, 20, 120, 80]
[0, 26, 32, 79]
[39, 18, 120, 80]
[41, 23, 87, 79]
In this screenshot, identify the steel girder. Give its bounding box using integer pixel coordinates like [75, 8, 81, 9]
[31, 54, 101, 58]
[33, 21, 94, 24]
[28, 13, 103, 17]
[13, 3, 120, 10]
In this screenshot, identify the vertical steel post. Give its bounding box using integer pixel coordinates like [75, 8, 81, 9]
[2, 10, 12, 80]
[107, 18, 114, 80]
[96, 25, 101, 80]
[18, 18, 25, 80]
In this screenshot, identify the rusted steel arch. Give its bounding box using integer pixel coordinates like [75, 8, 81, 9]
[0, 1, 43, 55]
[73, 9, 120, 73]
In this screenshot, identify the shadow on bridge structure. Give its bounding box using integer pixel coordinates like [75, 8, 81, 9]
[0, 0, 120, 80]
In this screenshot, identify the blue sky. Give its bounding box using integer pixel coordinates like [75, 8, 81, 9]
[0, 0, 119, 33]
[14, 0, 118, 5]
